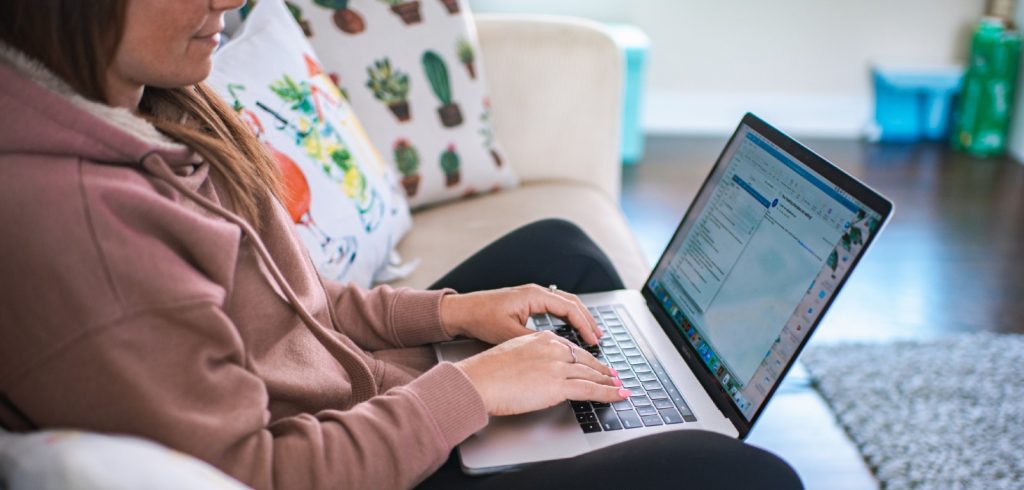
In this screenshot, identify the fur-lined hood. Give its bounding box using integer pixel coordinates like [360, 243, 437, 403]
[0, 43, 192, 166]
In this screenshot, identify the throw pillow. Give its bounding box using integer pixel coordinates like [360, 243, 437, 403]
[209, 0, 415, 287]
[279, 0, 517, 208]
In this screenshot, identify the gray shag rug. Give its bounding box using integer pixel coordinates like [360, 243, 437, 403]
[801, 333, 1024, 490]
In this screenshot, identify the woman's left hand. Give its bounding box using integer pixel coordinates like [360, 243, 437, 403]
[440, 284, 604, 346]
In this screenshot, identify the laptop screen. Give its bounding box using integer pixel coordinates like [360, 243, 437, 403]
[647, 122, 885, 421]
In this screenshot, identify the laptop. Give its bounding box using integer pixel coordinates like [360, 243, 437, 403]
[435, 113, 893, 474]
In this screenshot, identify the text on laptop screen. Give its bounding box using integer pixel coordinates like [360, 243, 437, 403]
[648, 125, 883, 420]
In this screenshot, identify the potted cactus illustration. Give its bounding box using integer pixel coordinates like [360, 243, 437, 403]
[440, 144, 461, 186]
[422, 51, 463, 127]
[313, 0, 366, 34]
[479, 97, 502, 167]
[394, 139, 421, 197]
[366, 58, 411, 122]
[439, 0, 460, 14]
[380, 0, 422, 24]
[456, 38, 475, 79]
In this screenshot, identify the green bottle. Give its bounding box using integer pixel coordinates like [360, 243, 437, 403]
[952, 18, 1022, 156]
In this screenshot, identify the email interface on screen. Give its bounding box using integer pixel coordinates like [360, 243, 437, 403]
[648, 126, 882, 420]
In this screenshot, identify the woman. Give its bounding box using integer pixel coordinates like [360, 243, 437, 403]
[0, 1, 800, 489]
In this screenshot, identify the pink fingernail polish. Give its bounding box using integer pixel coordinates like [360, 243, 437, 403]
[618, 388, 632, 398]
[609, 368, 619, 377]
[613, 378, 622, 387]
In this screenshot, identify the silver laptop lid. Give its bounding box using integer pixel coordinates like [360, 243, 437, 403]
[642, 113, 893, 438]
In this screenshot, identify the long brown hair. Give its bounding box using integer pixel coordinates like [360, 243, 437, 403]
[0, 0, 282, 231]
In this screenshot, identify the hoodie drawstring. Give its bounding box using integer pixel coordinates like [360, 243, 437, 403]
[141, 153, 378, 405]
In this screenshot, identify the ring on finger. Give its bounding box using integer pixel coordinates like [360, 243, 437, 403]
[565, 342, 578, 364]
[548, 284, 558, 293]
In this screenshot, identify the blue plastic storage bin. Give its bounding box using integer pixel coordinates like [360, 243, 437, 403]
[605, 24, 651, 164]
[872, 65, 964, 142]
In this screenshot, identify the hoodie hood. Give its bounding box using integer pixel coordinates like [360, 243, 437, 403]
[0, 43, 193, 168]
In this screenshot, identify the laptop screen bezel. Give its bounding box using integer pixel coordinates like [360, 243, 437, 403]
[640, 113, 893, 439]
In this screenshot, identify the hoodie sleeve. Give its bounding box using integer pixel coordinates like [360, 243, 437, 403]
[321, 279, 459, 351]
[5, 301, 488, 490]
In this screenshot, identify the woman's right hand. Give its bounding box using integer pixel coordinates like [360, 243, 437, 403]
[454, 331, 631, 416]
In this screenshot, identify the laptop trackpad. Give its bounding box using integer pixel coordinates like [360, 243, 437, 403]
[459, 404, 589, 473]
[436, 339, 590, 472]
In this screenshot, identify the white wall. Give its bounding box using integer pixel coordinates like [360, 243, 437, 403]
[471, 0, 985, 137]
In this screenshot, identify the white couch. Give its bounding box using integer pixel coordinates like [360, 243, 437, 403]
[0, 14, 650, 490]
[394, 14, 649, 290]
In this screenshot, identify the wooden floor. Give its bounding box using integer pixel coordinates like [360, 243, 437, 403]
[619, 135, 1024, 489]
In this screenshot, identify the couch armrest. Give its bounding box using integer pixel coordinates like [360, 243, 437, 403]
[475, 14, 624, 202]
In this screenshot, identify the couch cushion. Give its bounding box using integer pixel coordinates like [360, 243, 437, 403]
[393, 181, 649, 290]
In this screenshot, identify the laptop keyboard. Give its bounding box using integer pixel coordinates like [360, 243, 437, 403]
[532, 304, 697, 434]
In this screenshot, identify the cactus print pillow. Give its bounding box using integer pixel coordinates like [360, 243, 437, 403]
[281, 0, 518, 208]
[209, 0, 415, 287]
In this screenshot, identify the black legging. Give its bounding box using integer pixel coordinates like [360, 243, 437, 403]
[420, 219, 802, 489]
[429, 218, 626, 294]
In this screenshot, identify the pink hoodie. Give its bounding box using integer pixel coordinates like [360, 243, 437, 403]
[0, 46, 487, 489]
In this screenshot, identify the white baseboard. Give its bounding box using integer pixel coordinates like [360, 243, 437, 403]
[642, 91, 871, 139]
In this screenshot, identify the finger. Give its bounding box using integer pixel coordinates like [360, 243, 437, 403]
[552, 290, 602, 341]
[548, 337, 576, 359]
[562, 363, 620, 387]
[562, 379, 631, 403]
[564, 344, 613, 377]
[532, 287, 600, 346]
[554, 291, 600, 343]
